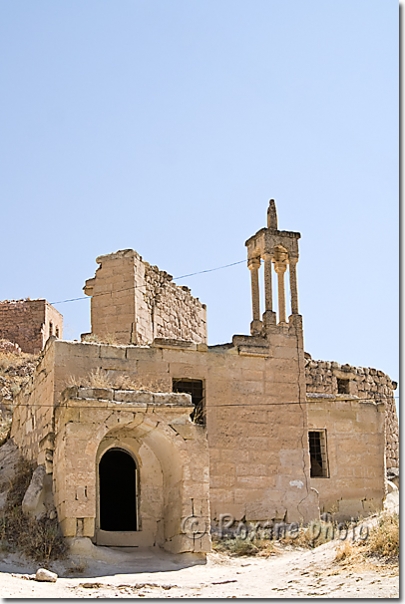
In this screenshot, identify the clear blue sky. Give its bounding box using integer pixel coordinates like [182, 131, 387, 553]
[0, 1, 398, 388]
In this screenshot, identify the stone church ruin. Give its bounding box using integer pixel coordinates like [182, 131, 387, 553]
[1, 200, 399, 555]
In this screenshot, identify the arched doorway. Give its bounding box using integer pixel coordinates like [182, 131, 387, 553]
[99, 448, 138, 531]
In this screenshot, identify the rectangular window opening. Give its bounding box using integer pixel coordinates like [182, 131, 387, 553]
[308, 430, 329, 478]
[337, 378, 350, 394]
[172, 378, 205, 426]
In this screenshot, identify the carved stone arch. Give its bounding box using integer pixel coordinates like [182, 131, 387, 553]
[95, 428, 165, 547]
[53, 388, 211, 553]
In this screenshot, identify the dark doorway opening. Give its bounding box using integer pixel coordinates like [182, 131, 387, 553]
[99, 448, 137, 531]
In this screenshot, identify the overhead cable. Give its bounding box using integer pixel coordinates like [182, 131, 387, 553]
[50, 259, 246, 305]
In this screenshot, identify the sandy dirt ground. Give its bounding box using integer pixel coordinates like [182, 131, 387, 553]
[0, 537, 399, 599]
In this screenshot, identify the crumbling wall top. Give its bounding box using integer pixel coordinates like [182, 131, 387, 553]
[84, 248, 207, 346]
[305, 355, 399, 472]
[95, 248, 141, 265]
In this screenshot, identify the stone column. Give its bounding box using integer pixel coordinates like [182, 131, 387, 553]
[274, 262, 287, 324]
[263, 252, 273, 312]
[289, 257, 299, 315]
[262, 252, 276, 330]
[248, 257, 263, 335]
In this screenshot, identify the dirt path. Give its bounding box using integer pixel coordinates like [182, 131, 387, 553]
[0, 539, 399, 599]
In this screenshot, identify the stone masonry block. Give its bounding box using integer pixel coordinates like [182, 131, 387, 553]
[137, 360, 170, 374]
[99, 345, 127, 360]
[211, 462, 235, 476]
[60, 517, 76, 537]
[273, 346, 298, 360]
[126, 346, 161, 361]
[231, 380, 264, 396]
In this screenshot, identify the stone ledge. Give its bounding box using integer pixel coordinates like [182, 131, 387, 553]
[306, 393, 360, 401]
[232, 335, 269, 348]
[306, 392, 385, 406]
[152, 338, 197, 350]
[306, 392, 363, 401]
[60, 386, 192, 408]
[359, 398, 385, 407]
[238, 346, 271, 357]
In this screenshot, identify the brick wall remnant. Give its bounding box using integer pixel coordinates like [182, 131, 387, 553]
[0, 299, 63, 354]
[305, 357, 399, 471]
[83, 249, 207, 346]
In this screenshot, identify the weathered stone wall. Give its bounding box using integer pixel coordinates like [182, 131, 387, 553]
[84, 250, 137, 345]
[384, 396, 399, 472]
[10, 336, 391, 530]
[10, 339, 56, 464]
[304, 357, 399, 472]
[143, 262, 207, 344]
[307, 395, 385, 520]
[84, 250, 206, 346]
[0, 299, 63, 354]
[44, 303, 63, 345]
[51, 334, 318, 525]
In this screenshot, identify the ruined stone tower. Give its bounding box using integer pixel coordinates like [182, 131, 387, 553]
[83, 249, 207, 346]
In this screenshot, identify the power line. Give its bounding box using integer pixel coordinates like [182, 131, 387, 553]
[4, 397, 398, 410]
[173, 260, 246, 281]
[50, 259, 246, 305]
[6, 402, 306, 410]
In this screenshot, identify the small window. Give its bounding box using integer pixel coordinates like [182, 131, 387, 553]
[49, 322, 53, 338]
[172, 378, 205, 426]
[55, 327, 59, 338]
[308, 431, 329, 478]
[337, 378, 350, 394]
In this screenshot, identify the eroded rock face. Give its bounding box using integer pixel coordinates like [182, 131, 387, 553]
[0, 440, 56, 520]
[22, 464, 47, 517]
[0, 346, 38, 415]
[0, 339, 21, 355]
[0, 438, 23, 511]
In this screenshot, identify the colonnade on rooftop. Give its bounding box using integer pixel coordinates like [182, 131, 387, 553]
[246, 200, 300, 336]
